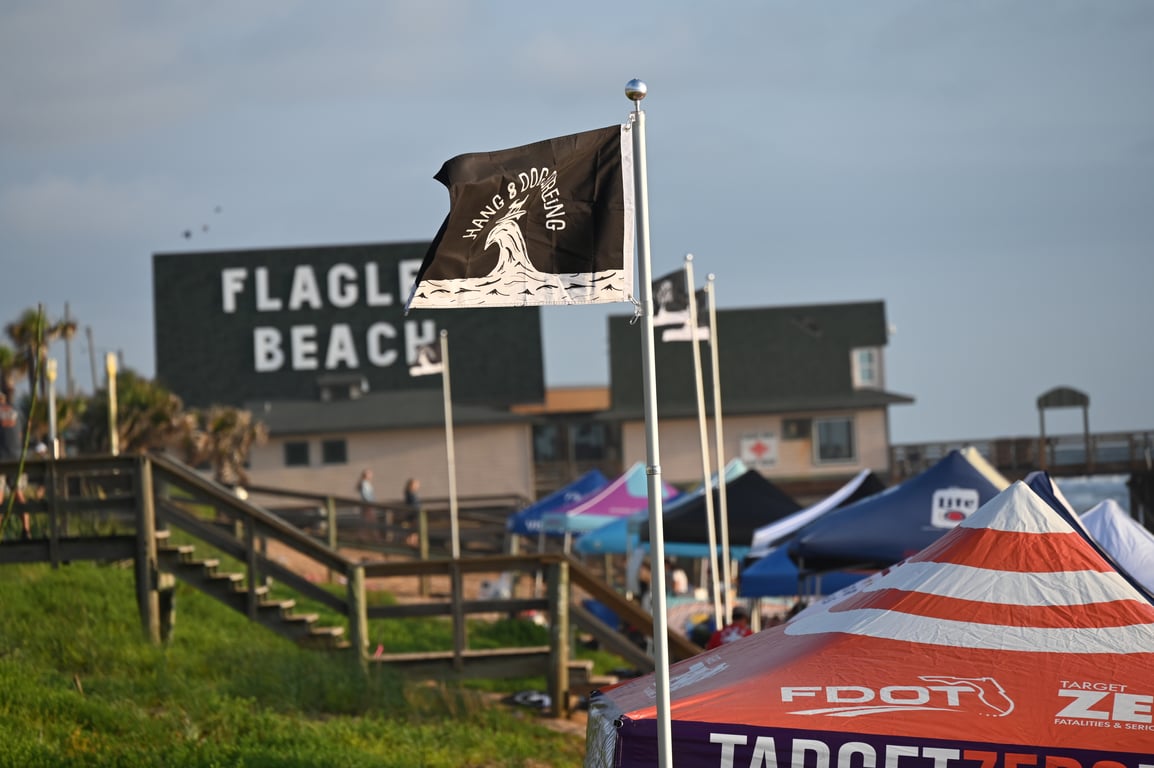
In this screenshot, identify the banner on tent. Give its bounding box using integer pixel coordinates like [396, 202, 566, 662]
[931, 487, 981, 528]
[614, 721, 1154, 768]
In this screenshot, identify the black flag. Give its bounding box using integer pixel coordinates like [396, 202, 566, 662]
[406, 124, 635, 311]
[661, 288, 710, 342]
[408, 340, 444, 377]
[651, 268, 691, 328]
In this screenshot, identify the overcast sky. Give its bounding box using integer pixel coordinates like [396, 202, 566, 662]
[2, 1, 1151, 444]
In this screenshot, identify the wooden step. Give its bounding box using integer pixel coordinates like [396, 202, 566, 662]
[570, 674, 619, 699]
[152, 538, 350, 652]
[206, 572, 244, 589]
[256, 599, 296, 617]
[156, 544, 196, 562]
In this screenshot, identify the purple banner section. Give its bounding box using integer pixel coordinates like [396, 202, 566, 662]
[614, 720, 1153, 768]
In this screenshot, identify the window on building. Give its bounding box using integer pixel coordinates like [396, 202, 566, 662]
[572, 423, 609, 461]
[851, 347, 881, 389]
[533, 424, 563, 462]
[284, 441, 310, 467]
[782, 418, 811, 441]
[321, 439, 348, 465]
[814, 417, 855, 463]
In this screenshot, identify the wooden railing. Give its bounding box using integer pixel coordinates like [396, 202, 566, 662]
[1, 453, 700, 717]
[243, 483, 532, 559]
[890, 429, 1154, 481]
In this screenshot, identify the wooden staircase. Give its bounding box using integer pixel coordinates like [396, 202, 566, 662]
[155, 531, 349, 651]
[2, 452, 702, 717]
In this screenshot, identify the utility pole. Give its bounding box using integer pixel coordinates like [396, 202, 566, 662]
[64, 302, 76, 397]
[86, 326, 98, 393]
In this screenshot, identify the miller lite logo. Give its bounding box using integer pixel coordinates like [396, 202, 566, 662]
[931, 487, 980, 529]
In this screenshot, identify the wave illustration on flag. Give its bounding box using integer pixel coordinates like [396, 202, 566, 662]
[651, 268, 710, 342]
[407, 340, 443, 377]
[406, 124, 635, 311]
[651, 269, 691, 327]
[660, 288, 709, 342]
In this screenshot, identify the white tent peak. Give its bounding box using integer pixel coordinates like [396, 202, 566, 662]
[959, 445, 1011, 490]
[786, 481, 1154, 653]
[1081, 497, 1154, 595]
[958, 480, 1072, 534]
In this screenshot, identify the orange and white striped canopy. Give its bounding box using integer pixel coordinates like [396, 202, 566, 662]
[586, 482, 1154, 768]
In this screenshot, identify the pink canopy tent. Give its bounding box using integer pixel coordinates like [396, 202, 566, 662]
[540, 461, 681, 535]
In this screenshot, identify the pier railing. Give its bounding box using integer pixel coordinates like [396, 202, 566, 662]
[891, 429, 1154, 481]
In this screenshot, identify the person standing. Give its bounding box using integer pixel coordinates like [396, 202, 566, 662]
[403, 477, 420, 507]
[0, 393, 30, 539]
[357, 469, 375, 504]
[356, 469, 377, 538]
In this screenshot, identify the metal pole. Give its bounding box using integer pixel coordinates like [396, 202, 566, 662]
[63, 303, 75, 398]
[626, 78, 674, 768]
[105, 352, 119, 456]
[1083, 403, 1093, 474]
[684, 255, 722, 629]
[86, 326, 98, 394]
[708, 275, 734, 620]
[440, 330, 460, 559]
[46, 358, 59, 457]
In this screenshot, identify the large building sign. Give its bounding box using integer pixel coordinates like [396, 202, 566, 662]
[153, 241, 544, 407]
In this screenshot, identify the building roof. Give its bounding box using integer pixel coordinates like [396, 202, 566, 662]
[600, 388, 914, 421]
[240, 299, 914, 434]
[509, 386, 610, 415]
[606, 300, 913, 418]
[244, 389, 531, 436]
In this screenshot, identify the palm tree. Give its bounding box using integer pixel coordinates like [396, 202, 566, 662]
[179, 406, 268, 488]
[4, 307, 78, 401]
[20, 393, 88, 447]
[0, 344, 25, 402]
[77, 369, 185, 454]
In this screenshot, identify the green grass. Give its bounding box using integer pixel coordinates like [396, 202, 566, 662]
[0, 562, 588, 767]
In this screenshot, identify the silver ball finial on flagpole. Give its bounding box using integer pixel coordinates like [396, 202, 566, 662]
[625, 78, 648, 102]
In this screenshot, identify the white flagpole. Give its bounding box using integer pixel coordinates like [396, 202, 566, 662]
[684, 255, 723, 629]
[707, 275, 733, 619]
[626, 78, 674, 768]
[439, 330, 461, 560]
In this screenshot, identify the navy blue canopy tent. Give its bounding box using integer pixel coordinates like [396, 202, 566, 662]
[639, 469, 802, 546]
[504, 469, 609, 536]
[739, 469, 886, 598]
[788, 447, 1009, 573]
[737, 545, 868, 598]
[746, 469, 886, 562]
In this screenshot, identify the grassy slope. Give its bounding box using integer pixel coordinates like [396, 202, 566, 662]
[0, 562, 589, 768]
